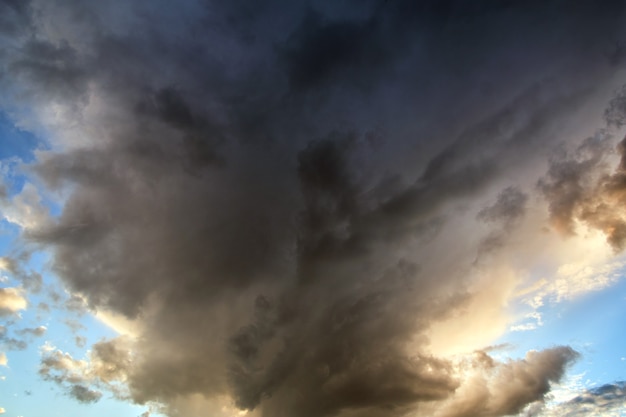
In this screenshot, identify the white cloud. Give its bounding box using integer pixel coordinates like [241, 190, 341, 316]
[551, 259, 625, 302]
[510, 322, 538, 332]
[0, 287, 27, 316]
[39, 338, 134, 402]
[0, 182, 51, 231]
[0, 352, 7, 366]
[509, 221, 626, 317]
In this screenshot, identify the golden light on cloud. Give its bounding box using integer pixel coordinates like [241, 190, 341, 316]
[0, 287, 27, 316]
[427, 266, 518, 357]
[95, 309, 142, 338]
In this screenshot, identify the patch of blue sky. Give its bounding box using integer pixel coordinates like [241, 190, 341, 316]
[0, 110, 44, 197]
[0, 109, 63, 222]
[0, 222, 18, 255]
[0, 111, 42, 163]
[497, 270, 626, 395]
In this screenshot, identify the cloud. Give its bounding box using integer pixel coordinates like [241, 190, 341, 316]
[0, 255, 43, 294]
[0, 352, 6, 366]
[477, 187, 528, 227]
[0, 324, 29, 351]
[39, 337, 133, 396]
[17, 325, 47, 337]
[431, 347, 579, 417]
[1, 0, 625, 416]
[539, 129, 626, 252]
[68, 384, 102, 404]
[0, 182, 51, 232]
[556, 381, 626, 416]
[0, 328, 28, 351]
[0, 407, 5, 414]
[536, 381, 626, 417]
[0, 287, 27, 316]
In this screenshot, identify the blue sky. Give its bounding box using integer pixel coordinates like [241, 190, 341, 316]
[1, 1, 626, 417]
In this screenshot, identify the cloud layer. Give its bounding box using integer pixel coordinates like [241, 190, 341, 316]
[1, 0, 626, 416]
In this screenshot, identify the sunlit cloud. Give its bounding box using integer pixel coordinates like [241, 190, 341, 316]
[0, 287, 27, 317]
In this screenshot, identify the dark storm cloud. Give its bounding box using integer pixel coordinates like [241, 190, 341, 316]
[282, 5, 390, 92]
[478, 187, 527, 226]
[9, 39, 88, 103]
[0, 0, 32, 37]
[2, 0, 625, 416]
[475, 186, 528, 255]
[604, 85, 626, 128]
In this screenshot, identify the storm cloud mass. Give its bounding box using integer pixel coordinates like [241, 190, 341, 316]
[2, 0, 626, 416]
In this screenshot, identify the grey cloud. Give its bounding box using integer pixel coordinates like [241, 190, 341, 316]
[0, 322, 39, 351]
[0, 0, 32, 37]
[3, 338, 27, 351]
[0, 256, 42, 293]
[39, 342, 130, 403]
[477, 187, 528, 226]
[69, 384, 102, 404]
[91, 338, 132, 383]
[63, 318, 86, 333]
[64, 294, 88, 313]
[16, 325, 46, 337]
[2, 0, 625, 416]
[539, 134, 612, 236]
[604, 85, 626, 128]
[75, 335, 86, 348]
[0, 325, 28, 351]
[476, 187, 528, 255]
[553, 381, 626, 416]
[39, 349, 84, 384]
[436, 347, 579, 417]
[8, 38, 89, 104]
[281, 5, 390, 92]
[528, 381, 626, 417]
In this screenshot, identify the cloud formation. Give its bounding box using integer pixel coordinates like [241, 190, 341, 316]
[433, 347, 579, 417]
[17, 325, 46, 337]
[0, 0, 625, 416]
[38, 339, 132, 404]
[0, 287, 27, 316]
[539, 133, 626, 251]
[536, 381, 626, 417]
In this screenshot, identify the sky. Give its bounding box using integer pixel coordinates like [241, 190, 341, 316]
[0, 0, 626, 416]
